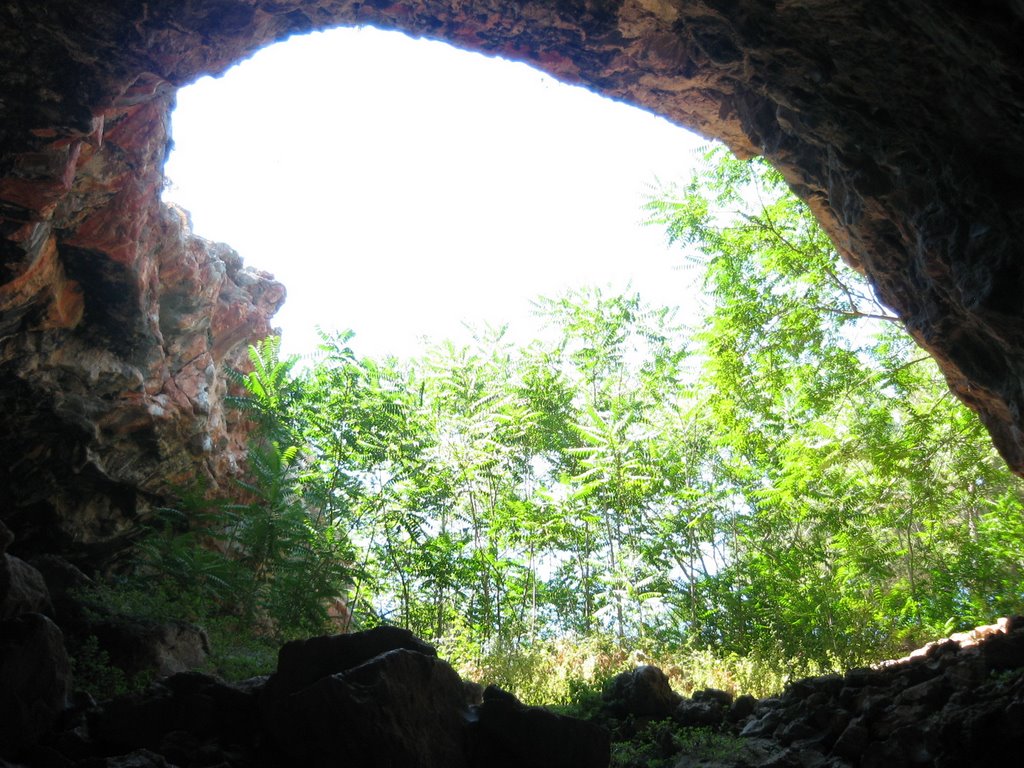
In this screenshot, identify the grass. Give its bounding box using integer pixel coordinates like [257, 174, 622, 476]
[611, 721, 747, 768]
[439, 631, 815, 709]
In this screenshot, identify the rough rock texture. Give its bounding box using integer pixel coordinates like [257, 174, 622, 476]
[265, 624, 438, 698]
[0, 552, 53, 620]
[1, 8, 1023, 762]
[7, 621, 1024, 766]
[731, 622, 1024, 766]
[0, 520, 69, 754]
[86, 617, 211, 679]
[1, 519, 54, 620]
[269, 648, 472, 767]
[473, 685, 612, 768]
[0, 86, 284, 557]
[604, 663, 683, 718]
[599, 618, 1024, 767]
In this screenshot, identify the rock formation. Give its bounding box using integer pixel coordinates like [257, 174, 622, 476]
[0, 519, 70, 754]
[0, 84, 284, 557]
[3, 613, 1022, 766]
[601, 618, 1024, 766]
[5, 626, 611, 768]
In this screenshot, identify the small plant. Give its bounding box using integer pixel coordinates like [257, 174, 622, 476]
[557, 674, 608, 720]
[201, 616, 280, 680]
[70, 636, 130, 701]
[441, 633, 637, 707]
[674, 726, 746, 761]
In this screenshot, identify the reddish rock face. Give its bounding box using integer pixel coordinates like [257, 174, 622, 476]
[1, 1, 1023, 550]
[0, 86, 284, 556]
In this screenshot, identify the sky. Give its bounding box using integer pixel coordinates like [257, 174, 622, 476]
[163, 25, 708, 360]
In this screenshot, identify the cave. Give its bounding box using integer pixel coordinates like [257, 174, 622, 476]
[2, 0, 1024, 548]
[2, 1, 1024, 765]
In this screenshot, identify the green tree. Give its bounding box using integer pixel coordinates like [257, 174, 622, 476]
[647, 147, 1024, 666]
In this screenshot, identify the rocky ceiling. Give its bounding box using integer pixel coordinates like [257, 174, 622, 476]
[1, 1, 1023, 554]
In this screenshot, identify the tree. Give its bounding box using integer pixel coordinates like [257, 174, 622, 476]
[646, 147, 1024, 665]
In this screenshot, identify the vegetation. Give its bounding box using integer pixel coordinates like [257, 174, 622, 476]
[610, 721, 746, 768]
[99, 147, 1024, 703]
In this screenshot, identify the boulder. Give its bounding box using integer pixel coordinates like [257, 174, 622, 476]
[88, 671, 260, 758]
[87, 616, 209, 679]
[470, 688, 611, 768]
[674, 698, 726, 728]
[28, 554, 93, 618]
[0, 521, 54, 621]
[264, 648, 470, 768]
[266, 624, 437, 697]
[603, 664, 682, 718]
[0, 613, 70, 754]
[674, 686, 735, 728]
[0, 553, 53, 620]
[729, 693, 758, 722]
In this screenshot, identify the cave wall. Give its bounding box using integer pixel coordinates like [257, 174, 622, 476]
[0, 83, 285, 557]
[2, 1, 1024, 552]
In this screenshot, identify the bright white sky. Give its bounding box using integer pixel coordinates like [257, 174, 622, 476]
[164, 25, 707, 360]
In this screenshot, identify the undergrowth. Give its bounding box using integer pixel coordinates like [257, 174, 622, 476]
[439, 629, 826, 708]
[71, 577, 301, 691]
[611, 721, 746, 768]
[74, 568, 845, 706]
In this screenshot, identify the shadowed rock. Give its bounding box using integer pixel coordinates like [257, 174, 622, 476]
[0, 612, 69, 751]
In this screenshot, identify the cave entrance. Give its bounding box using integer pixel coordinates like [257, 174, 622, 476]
[159, 25, 1024, 674]
[4, 7, 1024, 752]
[163, 25, 705, 360]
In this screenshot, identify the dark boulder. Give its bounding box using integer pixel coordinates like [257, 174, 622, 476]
[0, 554, 53, 620]
[88, 672, 260, 757]
[673, 686, 735, 728]
[471, 688, 611, 768]
[603, 664, 682, 718]
[0, 613, 69, 753]
[265, 624, 436, 697]
[264, 647, 470, 768]
[729, 693, 758, 722]
[27, 554, 93, 624]
[86, 615, 210, 680]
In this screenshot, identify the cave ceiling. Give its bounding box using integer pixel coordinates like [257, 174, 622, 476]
[1, 1, 1023, 550]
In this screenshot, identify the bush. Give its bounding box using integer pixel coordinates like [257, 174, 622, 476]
[69, 636, 132, 701]
[611, 721, 745, 768]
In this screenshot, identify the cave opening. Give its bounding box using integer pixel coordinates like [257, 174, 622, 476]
[4, 4, 1024, 764]
[149, 22, 1024, 684]
[162, 25, 705, 360]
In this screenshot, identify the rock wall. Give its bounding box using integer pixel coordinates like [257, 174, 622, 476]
[1, 1, 1024, 552]
[0, 85, 284, 557]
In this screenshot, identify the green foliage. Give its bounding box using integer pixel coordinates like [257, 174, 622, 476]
[611, 721, 745, 768]
[201, 619, 280, 680]
[134, 453, 350, 641]
[102, 145, 1024, 698]
[73, 574, 281, 684]
[69, 636, 132, 701]
[641, 146, 1024, 667]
